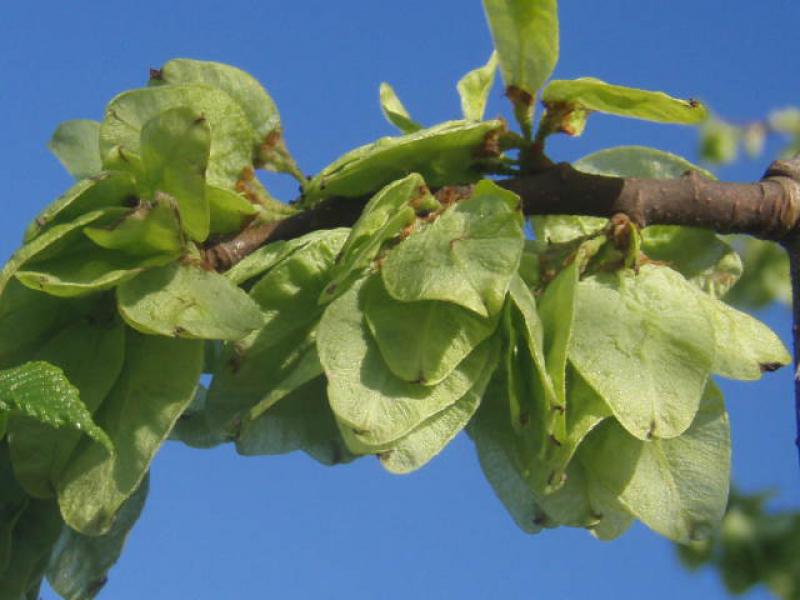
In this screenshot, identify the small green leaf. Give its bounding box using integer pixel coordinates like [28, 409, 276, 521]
[380, 335, 499, 474]
[58, 332, 203, 535]
[537, 366, 611, 491]
[0, 362, 113, 455]
[0, 210, 107, 297]
[48, 120, 103, 180]
[84, 201, 184, 258]
[725, 238, 791, 309]
[223, 232, 326, 287]
[247, 229, 347, 342]
[363, 274, 498, 386]
[169, 386, 227, 449]
[507, 275, 551, 399]
[694, 292, 790, 380]
[528, 459, 628, 535]
[468, 370, 630, 537]
[382, 180, 524, 318]
[0, 499, 63, 600]
[207, 186, 258, 236]
[9, 315, 125, 499]
[506, 275, 561, 447]
[538, 258, 578, 412]
[458, 52, 498, 121]
[208, 333, 320, 437]
[236, 377, 355, 466]
[379, 83, 422, 134]
[15, 256, 156, 299]
[139, 107, 211, 241]
[468, 374, 549, 534]
[318, 277, 493, 447]
[0, 444, 32, 576]
[509, 270, 612, 495]
[207, 229, 347, 432]
[542, 78, 708, 125]
[581, 381, 731, 543]
[576, 145, 715, 180]
[482, 0, 558, 134]
[159, 58, 280, 141]
[24, 172, 138, 243]
[641, 226, 742, 299]
[47, 474, 148, 600]
[700, 119, 740, 164]
[569, 265, 715, 440]
[321, 174, 424, 303]
[117, 263, 264, 341]
[16, 215, 172, 298]
[100, 83, 257, 189]
[302, 120, 505, 206]
[0, 281, 85, 369]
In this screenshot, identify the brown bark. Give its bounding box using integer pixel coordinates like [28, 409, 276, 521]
[205, 155, 800, 271]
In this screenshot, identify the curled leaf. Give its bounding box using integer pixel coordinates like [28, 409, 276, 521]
[0, 362, 113, 455]
[458, 52, 498, 122]
[542, 78, 708, 125]
[379, 83, 422, 134]
[302, 120, 505, 206]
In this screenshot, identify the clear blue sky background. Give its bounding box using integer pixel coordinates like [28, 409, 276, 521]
[1, 2, 799, 598]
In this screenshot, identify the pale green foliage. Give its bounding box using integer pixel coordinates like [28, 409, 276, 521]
[583, 382, 730, 543]
[482, 0, 558, 96]
[0, 3, 794, 597]
[482, 0, 558, 134]
[47, 477, 148, 600]
[117, 263, 264, 340]
[159, 58, 281, 140]
[380, 339, 499, 474]
[571, 266, 715, 440]
[236, 378, 353, 465]
[321, 174, 423, 304]
[48, 120, 103, 181]
[364, 277, 498, 385]
[138, 107, 211, 241]
[543, 78, 708, 125]
[100, 84, 256, 189]
[302, 120, 505, 205]
[9, 317, 125, 499]
[207, 229, 346, 434]
[23, 172, 137, 243]
[57, 332, 202, 536]
[84, 200, 184, 258]
[457, 52, 498, 121]
[318, 278, 495, 448]
[382, 180, 524, 317]
[379, 82, 422, 133]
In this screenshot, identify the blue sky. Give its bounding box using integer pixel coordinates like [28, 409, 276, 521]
[1, 1, 799, 598]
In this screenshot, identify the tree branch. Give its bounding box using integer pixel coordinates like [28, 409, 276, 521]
[504, 158, 800, 239]
[206, 155, 800, 270]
